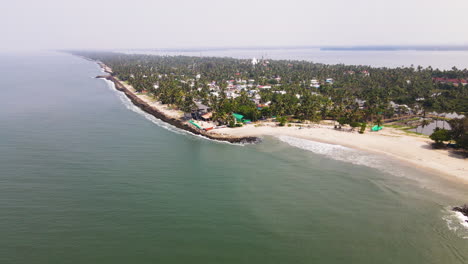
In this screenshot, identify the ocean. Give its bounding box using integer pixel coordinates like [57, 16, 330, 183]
[0, 51, 467, 264]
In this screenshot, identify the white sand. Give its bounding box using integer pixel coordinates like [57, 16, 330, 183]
[122, 82, 184, 119]
[211, 123, 468, 183]
[110, 73, 467, 183]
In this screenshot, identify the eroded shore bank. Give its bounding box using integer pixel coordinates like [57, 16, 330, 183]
[93, 60, 467, 184]
[95, 63, 258, 144]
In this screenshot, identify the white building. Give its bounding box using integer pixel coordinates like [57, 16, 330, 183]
[310, 79, 320, 88]
[275, 91, 287, 95]
[252, 57, 258, 66]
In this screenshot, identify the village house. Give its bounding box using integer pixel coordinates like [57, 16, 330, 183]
[236, 84, 247, 90]
[226, 91, 240, 99]
[432, 77, 468, 86]
[355, 98, 366, 109]
[191, 101, 212, 120]
[310, 79, 320, 88]
[390, 101, 413, 115]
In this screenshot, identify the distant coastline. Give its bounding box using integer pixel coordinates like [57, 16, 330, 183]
[120, 45, 468, 53]
[320, 45, 468, 51]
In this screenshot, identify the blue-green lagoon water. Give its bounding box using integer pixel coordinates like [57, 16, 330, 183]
[0, 52, 467, 264]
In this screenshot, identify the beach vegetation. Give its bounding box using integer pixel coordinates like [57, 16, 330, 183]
[350, 121, 361, 131]
[359, 123, 367, 134]
[448, 117, 468, 149]
[430, 128, 451, 147]
[277, 116, 287, 126]
[72, 51, 467, 149]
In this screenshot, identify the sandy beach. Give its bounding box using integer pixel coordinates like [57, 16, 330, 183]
[97, 66, 257, 143]
[123, 84, 185, 120]
[98, 63, 467, 184]
[211, 123, 468, 183]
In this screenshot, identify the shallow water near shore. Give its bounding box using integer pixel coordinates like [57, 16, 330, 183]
[1, 51, 468, 264]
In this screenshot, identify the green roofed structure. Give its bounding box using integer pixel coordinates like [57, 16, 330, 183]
[233, 113, 244, 122]
[189, 120, 202, 129]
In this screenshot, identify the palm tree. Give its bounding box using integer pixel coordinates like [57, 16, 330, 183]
[375, 117, 383, 128]
[421, 119, 430, 134]
[213, 111, 228, 125]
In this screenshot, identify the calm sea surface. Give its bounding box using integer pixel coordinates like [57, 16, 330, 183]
[0, 52, 467, 264]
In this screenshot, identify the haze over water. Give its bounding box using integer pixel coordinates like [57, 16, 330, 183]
[123, 47, 468, 70]
[1, 51, 468, 264]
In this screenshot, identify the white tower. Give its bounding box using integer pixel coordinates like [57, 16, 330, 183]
[252, 57, 258, 66]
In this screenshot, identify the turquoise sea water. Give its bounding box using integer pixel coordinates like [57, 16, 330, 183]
[0, 52, 467, 264]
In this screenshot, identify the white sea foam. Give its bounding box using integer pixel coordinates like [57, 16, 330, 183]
[100, 78, 241, 145]
[442, 208, 468, 239]
[277, 135, 405, 177]
[278, 135, 468, 238]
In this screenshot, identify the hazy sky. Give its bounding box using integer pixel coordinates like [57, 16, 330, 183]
[2, 0, 468, 50]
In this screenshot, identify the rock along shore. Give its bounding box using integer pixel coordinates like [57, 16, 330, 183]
[453, 205, 468, 222]
[95, 63, 258, 144]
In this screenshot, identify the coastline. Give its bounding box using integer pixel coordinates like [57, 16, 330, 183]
[93, 60, 467, 183]
[211, 124, 468, 183]
[95, 62, 258, 144]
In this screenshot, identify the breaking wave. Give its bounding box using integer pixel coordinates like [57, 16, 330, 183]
[276, 135, 405, 177]
[100, 78, 240, 145]
[442, 208, 468, 239]
[278, 136, 468, 239]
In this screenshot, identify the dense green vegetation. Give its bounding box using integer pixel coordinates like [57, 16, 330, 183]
[429, 118, 468, 150]
[73, 51, 467, 136]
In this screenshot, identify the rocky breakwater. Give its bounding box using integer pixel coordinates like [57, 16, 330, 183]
[95, 74, 259, 144]
[453, 204, 468, 223]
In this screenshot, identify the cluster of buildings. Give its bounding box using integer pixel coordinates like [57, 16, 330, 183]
[389, 101, 414, 115]
[164, 70, 339, 128]
[310, 78, 334, 88]
[355, 99, 418, 116]
[344, 70, 370, 76]
[203, 75, 335, 104]
[432, 77, 467, 86]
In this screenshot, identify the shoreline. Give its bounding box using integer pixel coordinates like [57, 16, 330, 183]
[211, 124, 468, 184]
[93, 60, 467, 184]
[95, 62, 258, 144]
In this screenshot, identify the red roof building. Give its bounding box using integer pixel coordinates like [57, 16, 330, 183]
[433, 77, 467, 85]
